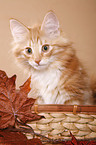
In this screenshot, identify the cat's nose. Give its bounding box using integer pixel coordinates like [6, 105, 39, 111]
[35, 59, 41, 65]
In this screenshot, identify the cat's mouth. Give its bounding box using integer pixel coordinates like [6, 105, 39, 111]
[33, 64, 48, 70]
[28, 60, 50, 70]
[29, 62, 48, 70]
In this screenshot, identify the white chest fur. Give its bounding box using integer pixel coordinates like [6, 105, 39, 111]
[32, 68, 62, 104]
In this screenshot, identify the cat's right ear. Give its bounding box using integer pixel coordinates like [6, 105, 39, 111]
[41, 11, 60, 38]
[10, 19, 29, 42]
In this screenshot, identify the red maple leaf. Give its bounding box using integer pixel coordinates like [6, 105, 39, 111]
[0, 70, 43, 129]
[70, 132, 96, 145]
[0, 130, 42, 145]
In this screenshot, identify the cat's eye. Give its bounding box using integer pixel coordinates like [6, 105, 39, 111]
[42, 45, 49, 52]
[26, 47, 32, 54]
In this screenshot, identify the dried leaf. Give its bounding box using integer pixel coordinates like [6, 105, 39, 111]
[69, 132, 96, 145]
[0, 130, 27, 145]
[70, 132, 78, 145]
[0, 130, 42, 145]
[0, 70, 43, 129]
[27, 138, 42, 145]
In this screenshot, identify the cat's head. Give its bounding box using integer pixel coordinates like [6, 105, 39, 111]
[10, 11, 69, 71]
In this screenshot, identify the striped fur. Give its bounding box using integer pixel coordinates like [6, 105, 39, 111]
[10, 12, 94, 105]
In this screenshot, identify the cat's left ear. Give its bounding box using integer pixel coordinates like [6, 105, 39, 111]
[41, 11, 60, 38]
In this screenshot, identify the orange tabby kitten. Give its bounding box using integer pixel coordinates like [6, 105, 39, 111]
[10, 11, 94, 104]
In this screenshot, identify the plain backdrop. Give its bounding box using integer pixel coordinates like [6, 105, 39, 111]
[0, 0, 96, 88]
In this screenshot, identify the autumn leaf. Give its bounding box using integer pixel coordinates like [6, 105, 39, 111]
[0, 130, 27, 145]
[27, 138, 42, 145]
[69, 132, 96, 145]
[70, 132, 78, 145]
[0, 130, 42, 145]
[0, 70, 43, 129]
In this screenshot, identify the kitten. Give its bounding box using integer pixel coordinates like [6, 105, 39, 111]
[10, 11, 94, 105]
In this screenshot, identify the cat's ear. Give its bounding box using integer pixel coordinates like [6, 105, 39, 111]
[10, 19, 29, 42]
[41, 11, 60, 38]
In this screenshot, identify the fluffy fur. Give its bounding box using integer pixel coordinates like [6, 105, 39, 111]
[10, 11, 94, 105]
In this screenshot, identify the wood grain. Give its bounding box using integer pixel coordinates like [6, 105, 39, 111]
[32, 105, 96, 114]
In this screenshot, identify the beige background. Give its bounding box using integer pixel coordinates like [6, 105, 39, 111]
[0, 0, 96, 88]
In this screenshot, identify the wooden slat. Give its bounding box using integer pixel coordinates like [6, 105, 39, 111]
[32, 105, 96, 114]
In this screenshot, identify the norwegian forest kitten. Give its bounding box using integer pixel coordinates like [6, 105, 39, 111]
[10, 11, 95, 105]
